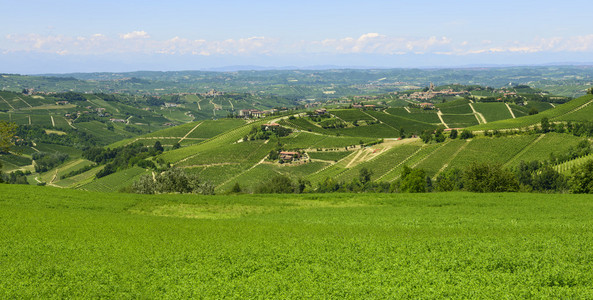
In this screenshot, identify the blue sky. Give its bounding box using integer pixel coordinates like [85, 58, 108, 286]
[1, 0, 592, 73]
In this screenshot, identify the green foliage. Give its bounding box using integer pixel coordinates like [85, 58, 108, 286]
[570, 160, 593, 193]
[396, 166, 431, 193]
[32, 152, 69, 173]
[463, 163, 518, 192]
[131, 168, 213, 195]
[435, 168, 463, 191]
[1, 170, 30, 184]
[254, 175, 298, 194]
[449, 129, 458, 139]
[0, 121, 17, 153]
[529, 107, 539, 115]
[459, 129, 474, 139]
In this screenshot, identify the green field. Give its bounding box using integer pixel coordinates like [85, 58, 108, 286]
[2, 185, 593, 298]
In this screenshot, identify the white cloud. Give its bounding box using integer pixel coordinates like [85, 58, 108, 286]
[3, 32, 593, 57]
[120, 31, 150, 40]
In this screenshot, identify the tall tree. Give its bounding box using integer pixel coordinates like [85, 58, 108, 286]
[0, 121, 17, 153]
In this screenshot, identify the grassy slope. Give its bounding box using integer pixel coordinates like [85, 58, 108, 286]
[1, 185, 593, 298]
[468, 94, 593, 131]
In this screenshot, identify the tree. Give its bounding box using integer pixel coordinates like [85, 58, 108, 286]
[449, 129, 458, 139]
[588, 87, 593, 95]
[131, 168, 213, 195]
[0, 121, 17, 153]
[463, 163, 518, 192]
[570, 160, 593, 193]
[399, 168, 429, 193]
[540, 117, 550, 133]
[153, 141, 164, 153]
[459, 129, 473, 140]
[359, 167, 373, 184]
[420, 129, 433, 143]
[529, 107, 539, 115]
[255, 175, 294, 194]
[172, 142, 181, 150]
[230, 182, 242, 193]
[435, 168, 463, 191]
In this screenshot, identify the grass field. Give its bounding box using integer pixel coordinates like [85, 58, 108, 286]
[2, 185, 593, 298]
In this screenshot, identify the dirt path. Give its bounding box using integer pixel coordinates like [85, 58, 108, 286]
[51, 115, 55, 127]
[505, 103, 516, 119]
[376, 147, 424, 182]
[65, 117, 76, 129]
[0, 95, 15, 110]
[504, 134, 546, 167]
[228, 99, 234, 110]
[17, 96, 33, 108]
[437, 110, 449, 129]
[432, 139, 471, 179]
[216, 157, 267, 189]
[178, 122, 203, 143]
[469, 103, 487, 124]
[404, 107, 411, 113]
[28, 115, 31, 125]
[345, 149, 364, 168]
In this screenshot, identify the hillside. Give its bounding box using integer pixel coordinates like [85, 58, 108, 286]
[2, 84, 592, 192]
[2, 185, 593, 297]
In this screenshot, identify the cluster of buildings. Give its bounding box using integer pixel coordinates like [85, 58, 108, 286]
[238, 108, 288, 118]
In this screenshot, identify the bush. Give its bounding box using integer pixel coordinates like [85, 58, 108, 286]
[131, 168, 214, 195]
[569, 160, 593, 193]
[459, 130, 474, 140]
[463, 163, 518, 192]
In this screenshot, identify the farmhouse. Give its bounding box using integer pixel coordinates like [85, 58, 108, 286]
[314, 108, 327, 115]
[420, 102, 435, 109]
[110, 118, 126, 123]
[55, 101, 69, 105]
[279, 151, 301, 162]
[262, 123, 280, 130]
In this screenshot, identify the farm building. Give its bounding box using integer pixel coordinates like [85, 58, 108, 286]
[279, 151, 301, 162]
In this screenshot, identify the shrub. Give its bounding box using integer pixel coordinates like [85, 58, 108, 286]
[463, 163, 518, 192]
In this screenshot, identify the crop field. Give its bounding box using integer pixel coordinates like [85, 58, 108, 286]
[330, 143, 424, 183]
[0, 153, 32, 171]
[447, 135, 539, 169]
[472, 102, 513, 122]
[77, 166, 149, 192]
[332, 123, 399, 138]
[506, 133, 586, 164]
[470, 94, 593, 131]
[384, 108, 441, 123]
[413, 139, 469, 177]
[3, 185, 593, 298]
[441, 114, 479, 128]
[437, 99, 473, 114]
[308, 151, 352, 161]
[218, 162, 329, 192]
[330, 109, 374, 122]
[367, 111, 438, 134]
[175, 140, 272, 168]
[279, 132, 374, 149]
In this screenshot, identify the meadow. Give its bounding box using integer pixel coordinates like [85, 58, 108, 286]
[1, 185, 593, 298]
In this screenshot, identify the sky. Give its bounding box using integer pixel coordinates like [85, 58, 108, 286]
[1, 0, 592, 73]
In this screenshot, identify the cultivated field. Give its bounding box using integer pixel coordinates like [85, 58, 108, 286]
[1, 185, 593, 298]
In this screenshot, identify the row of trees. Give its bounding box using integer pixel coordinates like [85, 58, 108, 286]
[245, 160, 593, 194]
[129, 168, 214, 195]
